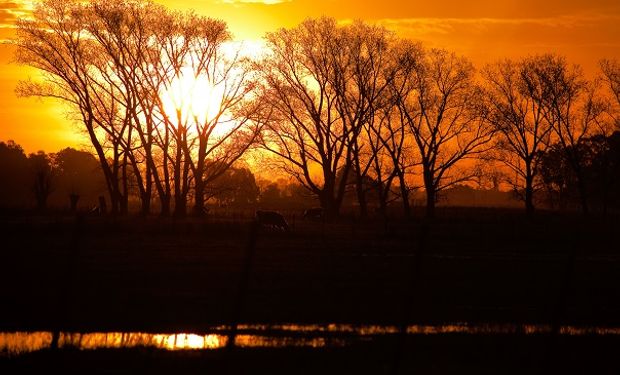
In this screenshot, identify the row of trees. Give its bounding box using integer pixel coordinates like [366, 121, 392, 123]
[537, 133, 620, 213]
[5, 135, 618, 214]
[0, 139, 319, 211]
[14, 0, 620, 218]
[16, 0, 262, 216]
[0, 141, 105, 210]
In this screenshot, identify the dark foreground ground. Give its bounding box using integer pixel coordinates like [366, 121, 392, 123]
[1, 207, 620, 373]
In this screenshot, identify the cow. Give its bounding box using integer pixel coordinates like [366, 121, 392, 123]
[255, 210, 290, 232]
[302, 207, 325, 221]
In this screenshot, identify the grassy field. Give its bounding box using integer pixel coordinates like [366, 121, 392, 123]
[1, 207, 619, 372]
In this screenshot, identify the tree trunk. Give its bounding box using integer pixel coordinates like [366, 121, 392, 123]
[355, 175, 368, 218]
[143, 163, 152, 216]
[194, 180, 206, 216]
[576, 172, 589, 215]
[160, 195, 171, 216]
[423, 168, 435, 219]
[120, 153, 129, 215]
[119, 194, 128, 215]
[375, 179, 387, 218]
[319, 192, 339, 219]
[140, 192, 151, 216]
[174, 194, 187, 217]
[425, 189, 436, 219]
[524, 164, 535, 217]
[109, 187, 121, 216]
[397, 171, 411, 218]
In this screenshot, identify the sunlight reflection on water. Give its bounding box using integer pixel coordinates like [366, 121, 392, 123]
[2, 323, 620, 356]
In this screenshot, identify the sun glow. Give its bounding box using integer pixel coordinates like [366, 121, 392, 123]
[160, 66, 226, 128]
[157, 333, 223, 350]
[158, 39, 266, 137]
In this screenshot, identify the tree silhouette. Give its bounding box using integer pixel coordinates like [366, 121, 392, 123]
[524, 54, 607, 214]
[392, 47, 494, 218]
[28, 151, 54, 211]
[537, 132, 620, 213]
[205, 166, 260, 207]
[376, 40, 425, 217]
[54, 148, 106, 209]
[331, 21, 396, 218]
[257, 18, 353, 218]
[0, 141, 30, 208]
[601, 59, 620, 129]
[483, 58, 553, 215]
[16, 0, 133, 214]
[15, 0, 261, 216]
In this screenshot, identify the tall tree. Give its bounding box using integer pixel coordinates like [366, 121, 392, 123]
[374, 40, 425, 217]
[15, 0, 260, 216]
[183, 30, 263, 216]
[600, 58, 620, 129]
[15, 0, 126, 213]
[394, 47, 494, 218]
[524, 54, 607, 214]
[331, 21, 395, 217]
[258, 18, 352, 217]
[483, 59, 553, 215]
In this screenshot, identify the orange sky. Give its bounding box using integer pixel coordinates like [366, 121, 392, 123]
[1, 0, 619, 153]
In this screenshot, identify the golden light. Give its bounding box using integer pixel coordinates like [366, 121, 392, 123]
[157, 39, 268, 140]
[156, 333, 223, 349]
[160, 66, 226, 128]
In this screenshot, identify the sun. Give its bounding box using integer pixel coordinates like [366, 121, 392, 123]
[158, 39, 267, 138]
[160, 66, 226, 128]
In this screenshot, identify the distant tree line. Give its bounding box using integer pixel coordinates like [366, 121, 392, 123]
[0, 141, 105, 210]
[0, 139, 319, 212]
[12, 0, 620, 218]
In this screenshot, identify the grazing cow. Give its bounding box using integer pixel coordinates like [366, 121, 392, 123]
[302, 207, 325, 221]
[255, 210, 290, 232]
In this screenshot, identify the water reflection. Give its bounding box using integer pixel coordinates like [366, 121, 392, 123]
[2, 323, 620, 356]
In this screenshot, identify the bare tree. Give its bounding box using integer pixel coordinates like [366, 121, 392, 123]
[184, 36, 264, 216]
[367, 103, 418, 217]
[131, 9, 262, 216]
[84, 0, 174, 215]
[524, 54, 607, 214]
[374, 40, 425, 217]
[483, 59, 553, 215]
[330, 21, 396, 217]
[600, 58, 620, 129]
[15, 0, 260, 216]
[257, 18, 352, 217]
[393, 47, 494, 218]
[15, 0, 128, 213]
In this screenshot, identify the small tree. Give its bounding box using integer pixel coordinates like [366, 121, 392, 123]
[0, 141, 30, 207]
[206, 166, 260, 207]
[28, 151, 54, 210]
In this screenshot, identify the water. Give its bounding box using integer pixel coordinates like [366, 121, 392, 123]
[2, 323, 620, 356]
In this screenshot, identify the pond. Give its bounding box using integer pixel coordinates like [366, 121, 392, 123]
[2, 323, 620, 356]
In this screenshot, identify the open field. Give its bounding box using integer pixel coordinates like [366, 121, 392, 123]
[1, 208, 619, 372]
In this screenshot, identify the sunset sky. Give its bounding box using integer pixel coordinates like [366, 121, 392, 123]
[1, 0, 619, 153]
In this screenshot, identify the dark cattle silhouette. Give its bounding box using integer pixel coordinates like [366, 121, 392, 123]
[255, 210, 290, 232]
[302, 207, 325, 221]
